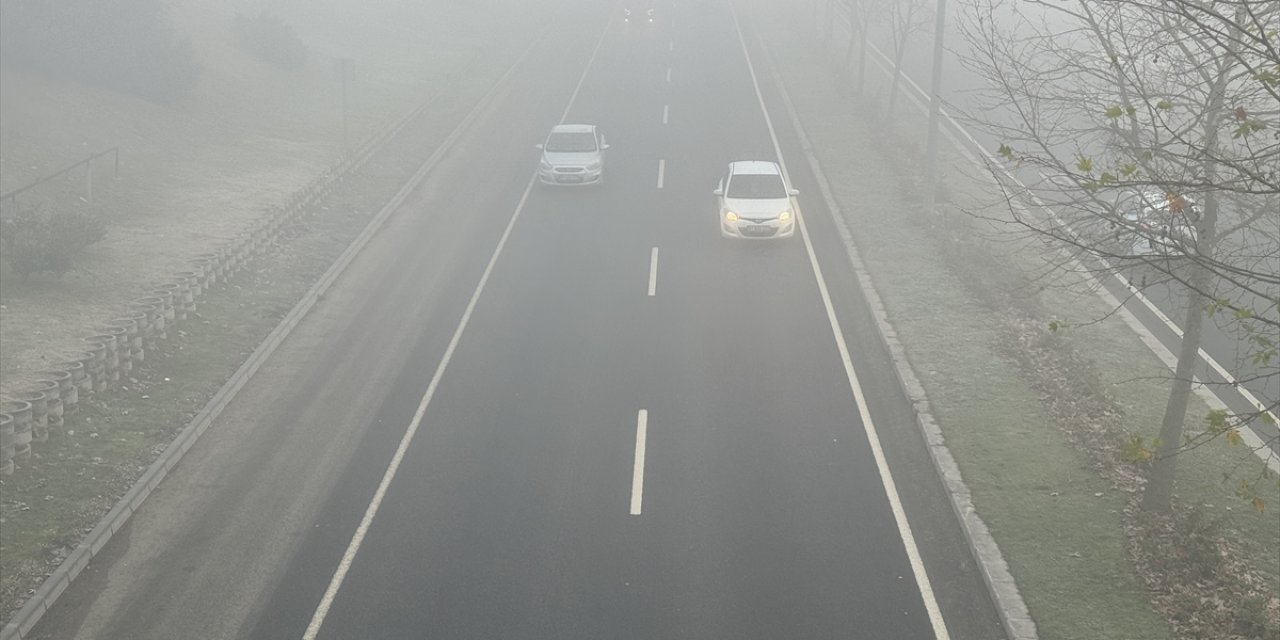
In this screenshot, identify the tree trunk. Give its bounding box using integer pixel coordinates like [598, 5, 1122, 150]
[1141, 273, 1207, 511]
[889, 43, 907, 115]
[857, 23, 868, 93]
[1140, 15, 1232, 511]
[844, 6, 858, 68]
[823, 0, 835, 53]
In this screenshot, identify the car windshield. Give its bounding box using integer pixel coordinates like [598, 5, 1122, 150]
[727, 173, 786, 199]
[545, 131, 597, 152]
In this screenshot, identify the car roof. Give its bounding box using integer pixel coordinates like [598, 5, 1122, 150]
[728, 160, 781, 176]
[550, 124, 596, 134]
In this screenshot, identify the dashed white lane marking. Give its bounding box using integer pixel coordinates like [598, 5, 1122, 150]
[727, 4, 951, 639]
[669, 40, 674, 52]
[657, 159, 666, 189]
[663, 104, 669, 125]
[630, 410, 650, 515]
[648, 247, 659, 297]
[301, 17, 616, 640]
[666, 67, 672, 83]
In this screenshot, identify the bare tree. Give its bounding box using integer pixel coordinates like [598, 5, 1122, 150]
[958, 0, 1279, 511]
[886, 0, 934, 115]
[843, 0, 886, 94]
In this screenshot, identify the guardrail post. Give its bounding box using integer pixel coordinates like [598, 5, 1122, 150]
[36, 371, 72, 428]
[2, 400, 33, 465]
[68, 352, 95, 401]
[0, 413, 13, 475]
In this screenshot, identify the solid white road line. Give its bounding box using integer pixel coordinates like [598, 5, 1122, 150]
[300, 21, 616, 640]
[663, 104, 669, 125]
[630, 409, 649, 515]
[657, 159, 666, 189]
[728, 5, 951, 640]
[648, 247, 659, 297]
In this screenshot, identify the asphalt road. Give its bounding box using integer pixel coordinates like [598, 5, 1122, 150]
[31, 1, 1007, 638]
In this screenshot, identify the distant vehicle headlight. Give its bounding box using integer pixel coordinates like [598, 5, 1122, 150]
[777, 210, 792, 222]
[724, 211, 739, 222]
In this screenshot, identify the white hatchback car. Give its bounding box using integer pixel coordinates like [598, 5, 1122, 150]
[714, 161, 798, 239]
[1110, 189, 1199, 256]
[536, 124, 608, 186]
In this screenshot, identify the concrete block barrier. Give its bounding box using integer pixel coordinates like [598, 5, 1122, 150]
[98, 325, 130, 378]
[153, 286, 179, 326]
[35, 371, 71, 429]
[135, 296, 167, 344]
[175, 272, 200, 312]
[44, 366, 79, 416]
[112, 315, 144, 367]
[170, 279, 191, 321]
[0, 413, 13, 476]
[2, 400, 33, 464]
[82, 340, 108, 394]
[99, 326, 128, 381]
[30, 380, 63, 435]
[66, 353, 94, 404]
[18, 390, 49, 444]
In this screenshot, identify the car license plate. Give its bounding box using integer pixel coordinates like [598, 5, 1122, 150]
[746, 225, 772, 234]
[558, 175, 582, 183]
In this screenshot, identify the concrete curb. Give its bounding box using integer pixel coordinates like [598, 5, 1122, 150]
[747, 15, 1039, 640]
[0, 33, 545, 640]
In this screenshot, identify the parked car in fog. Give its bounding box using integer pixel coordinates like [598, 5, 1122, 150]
[714, 160, 798, 240]
[1109, 189, 1199, 256]
[536, 124, 608, 186]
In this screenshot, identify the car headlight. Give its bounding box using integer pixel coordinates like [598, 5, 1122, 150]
[540, 160, 552, 170]
[778, 210, 792, 222]
[724, 211, 739, 222]
[586, 161, 601, 171]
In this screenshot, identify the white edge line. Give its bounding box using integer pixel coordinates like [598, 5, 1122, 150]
[300, 21, 616, 640]
[728, 4, 951, 639]
[648, 247, 659, 297]
[761, 12, 1039, 639]
[630, 409, 649, 515]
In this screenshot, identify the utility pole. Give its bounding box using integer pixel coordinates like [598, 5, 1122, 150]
[336, 57, 352, 154]
[923, 0, 947, 214]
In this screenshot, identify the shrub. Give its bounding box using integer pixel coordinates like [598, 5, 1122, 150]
[0, 205, 108, 279]
[233, 11, 308, 71]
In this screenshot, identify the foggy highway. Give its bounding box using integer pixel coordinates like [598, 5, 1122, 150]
[27, 2, 1005, 639]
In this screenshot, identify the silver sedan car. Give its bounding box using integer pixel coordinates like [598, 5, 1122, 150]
[536, 124, 608, 186]
[714, 160, 799, 239]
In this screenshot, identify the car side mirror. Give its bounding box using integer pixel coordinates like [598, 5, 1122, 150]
[535, 143, 544, 150]
[788, 188, 800, 196]
[601, 143, 610, 150]
[713, 188, 724, 196]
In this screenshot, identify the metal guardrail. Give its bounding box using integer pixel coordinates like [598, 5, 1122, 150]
[0, 147, 120, 207]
